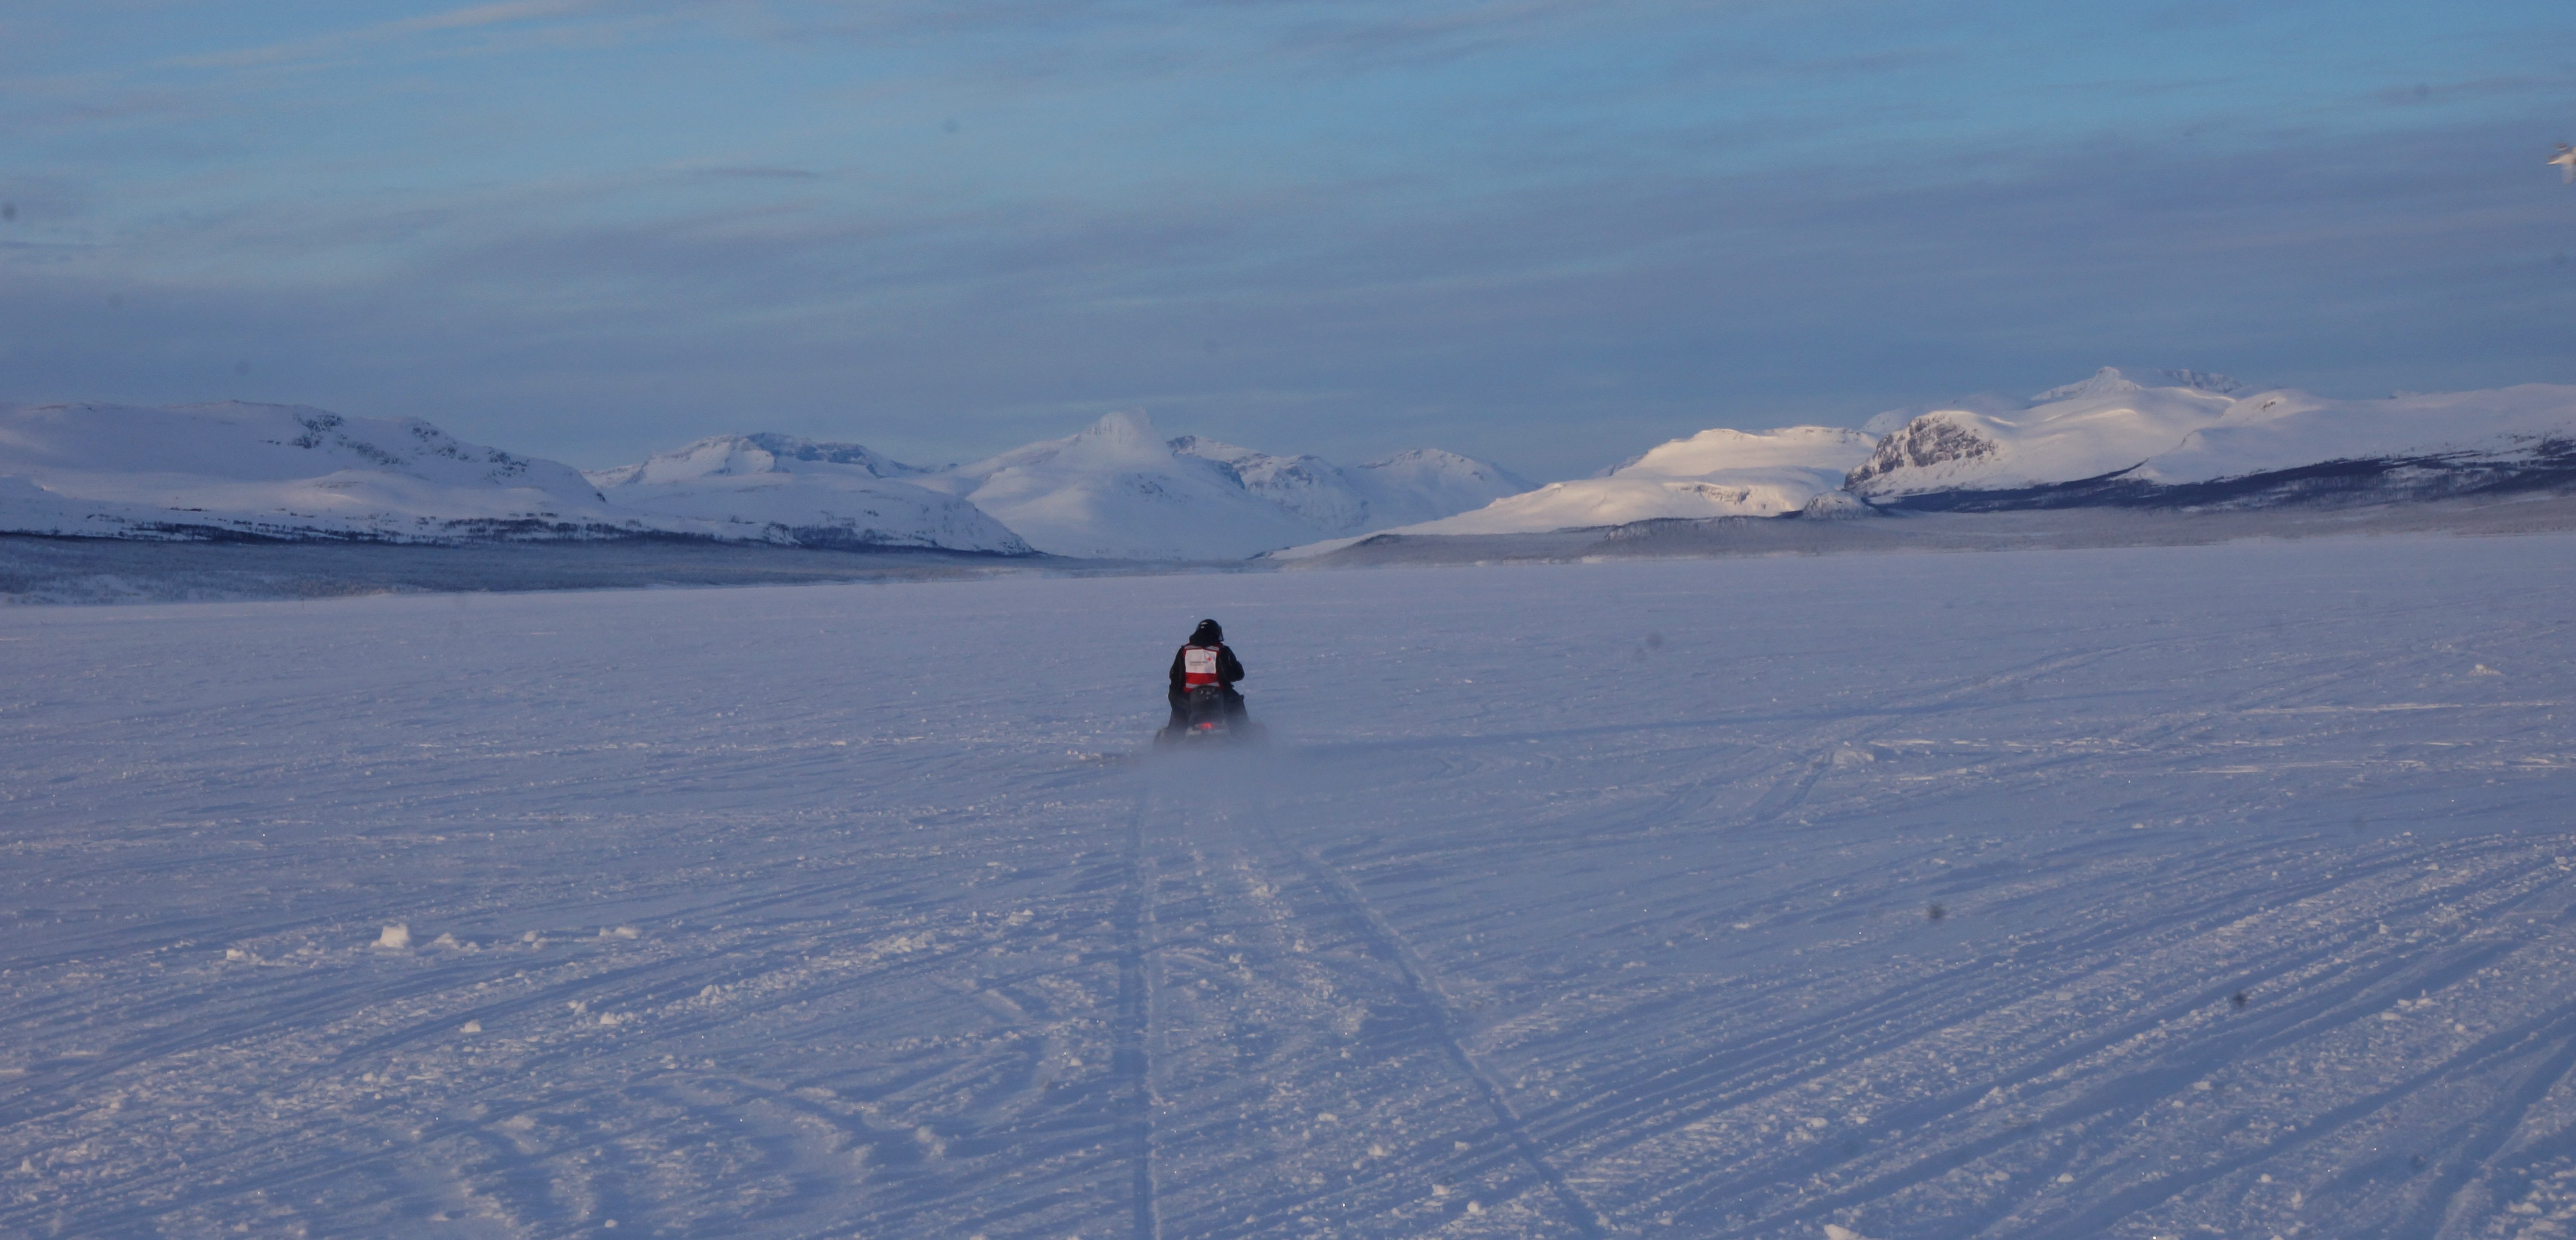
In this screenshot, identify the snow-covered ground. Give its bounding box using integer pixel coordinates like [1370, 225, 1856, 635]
[5, 531, 2574, 1238]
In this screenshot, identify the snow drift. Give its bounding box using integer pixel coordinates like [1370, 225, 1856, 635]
[0, 401, 629, 542]
[585, 434, 1031, 554]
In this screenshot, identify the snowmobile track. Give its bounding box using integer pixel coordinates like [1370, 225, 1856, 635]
[1116, 784, 1165, 1240]
[1244, 796, 1616, 1238]
[11, 535, 2576, 1238]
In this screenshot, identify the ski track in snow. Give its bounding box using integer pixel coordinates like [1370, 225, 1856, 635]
[3, 532, 2575, 1237]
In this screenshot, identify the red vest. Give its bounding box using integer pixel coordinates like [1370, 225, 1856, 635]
[1182, 645, 1221, 687]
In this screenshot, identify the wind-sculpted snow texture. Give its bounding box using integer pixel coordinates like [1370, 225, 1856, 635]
[6, 533, 2576, 1237]
[585, 435, 1032, 554]
[1849, 370, 2576, 511]
[0, 402, 626, 543]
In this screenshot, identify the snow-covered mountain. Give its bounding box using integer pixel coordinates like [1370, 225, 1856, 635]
[1847, 370, 2244, 498]
[0, 404, 1032, 553]
[1166, 436, 1531, 536]
[0, 401, 630, 542]
[586, 432, 923, 486]
[873, 413, 1530, 559]
[1275, 365, 2576, 559]
[1849, 368, 2576, 509]
[36, 372, 2563, 559]
[585, 434, 1030, 554]
[908, 412, 1324, 560]
[0, 401, 1525, 559]
[1284, 425, 1877, 550]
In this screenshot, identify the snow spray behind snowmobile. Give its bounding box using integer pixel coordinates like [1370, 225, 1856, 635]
[1158, 684, 1256, 745]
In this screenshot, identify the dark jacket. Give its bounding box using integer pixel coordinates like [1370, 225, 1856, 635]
[1169, 643, 1245, 694]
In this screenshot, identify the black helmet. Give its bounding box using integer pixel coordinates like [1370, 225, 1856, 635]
[1191, 619, 1223, 644]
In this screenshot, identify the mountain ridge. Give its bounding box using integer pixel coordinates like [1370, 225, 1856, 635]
[1847, 371, 2576, 511]
[583, 433, 1032, 553]
[16, 372, 2576, 561]
[0, 401, 639, 544]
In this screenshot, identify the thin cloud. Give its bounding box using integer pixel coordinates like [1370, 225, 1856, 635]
[174, 0, 613, 69]
[685, 166, 827, 180]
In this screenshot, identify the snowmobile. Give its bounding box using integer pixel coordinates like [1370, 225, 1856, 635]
[1156, 685, 1260, 746]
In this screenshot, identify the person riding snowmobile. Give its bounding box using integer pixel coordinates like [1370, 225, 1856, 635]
[1166, 618, 1247, 732]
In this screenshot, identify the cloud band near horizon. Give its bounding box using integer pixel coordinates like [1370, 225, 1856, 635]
[3, 0, 2572, 476]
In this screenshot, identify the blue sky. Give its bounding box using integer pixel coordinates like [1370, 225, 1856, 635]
[4, 1, 2572, 477]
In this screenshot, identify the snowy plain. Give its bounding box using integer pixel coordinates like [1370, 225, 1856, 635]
[4, 531, 2575, 1239]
